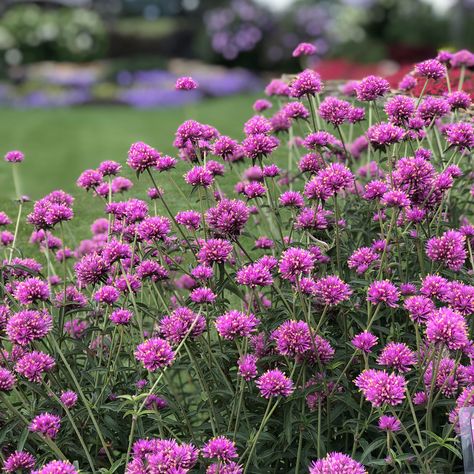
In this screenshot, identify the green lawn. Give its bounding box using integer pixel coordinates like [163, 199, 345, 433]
[0, 94, 259, 250]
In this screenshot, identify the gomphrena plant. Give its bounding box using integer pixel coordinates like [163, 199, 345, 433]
[1, 46, 474, 473]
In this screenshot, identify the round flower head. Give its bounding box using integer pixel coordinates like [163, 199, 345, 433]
[98, 160, 121, 176]
[447, 91, 472, 110]
[110, 309, 133, 325]
[444, 122, 474, 150]
[352, 332, 378, 353]
[29, 413, 61, 438]
[384, 95, 415, 124]
[15, 351, 55, 383]
[5, 150, 24, 163]
[134, 337, 175, 371]
[418, 96, 450, 123]
[348, 247, 379, 274]
[425, 307, 469, 350]
[314, 276, 352, 306]
[3, 451, 35, 472]
[242, 134, 279, 159]
[292, 42, 317, 57]
[35, 460, 77, 474]
[367, 280, 399, 307]
[309, 452, 367, 474]
[190, 287, 216, 304]
[74, 253, 109, 287]
[137, 216, 171, 242]
[206, 461, 243, 474]
[378, 415, 401, 432]
[318, 96, 351, 126]
[354, 369, 406, 407]
[175, 76, 198, 90]
[197, 239, 233, 265]
[236, 262, 273, 288]
[244, 115, 273, 136]
[215, 310, 260, 340]
[377, 342, 416, 373]
[279, 247, 315, 282]
[145, 394, 168, 411]
[59, 390, 78, 409]
[451, 49, 474, 68]
[206, 199, 249, 236]
[0, 211, 11, 226]
[306, 163, 354, 200]
[176, 210, 201, 231]
[0, 367, 16, 391]
[272, 320, 311, 357]
[399, 74, 417, 91]
[237, 354, 258, 380]
[256, 369, 294, 398]
[14, 277, 50, 305]
[282, 102, 309, 120]
[253, 99, 272, 112]
[356, 75, 390, 101]
[76, 169, 102, 190]
[159, 306, 206, 344]
[290, 69, 323, 97]
[415, 59, 445, 79]
[94, 285, 120, 305]
[426, 230, 466, 271]
[367, 122, 404, 150]
[6, 310, 52, 346]
[184, 166, 214, 188]
[127, 141, 160, 173]
[404, 295, 435, 323]
[202, 436, 238, 462]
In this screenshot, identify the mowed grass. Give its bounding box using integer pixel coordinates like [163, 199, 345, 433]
[0, 94, 259, 253]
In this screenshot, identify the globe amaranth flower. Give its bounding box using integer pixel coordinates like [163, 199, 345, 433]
[15, 351, 55, 383]
[352, 332, 378, 353]
[110, 309, 133, 325]
[175, 76, 198, 90]
[74, 253, 109, 287]
[356, 75, 390, 101]
[127, 141, 160, 173]
[447, 91, 472, 110]
[377, 342, 416, 373]
[279, 190, 305, 208]
[137, 216, 171, 242]
[6, 309, 52, 346]
[206, 461, 243, 474]
[398, 74, 417, 92]
[282, 101, 309, 120]
[381, 189, 411, 208]
[14, 277, 50, 305]
[98, 160, 121, 176]
[314, 276, 352, 306]
[134, 337, 175, 371]
[290, 69, 323, 97]
[145, 394, 168, 411]
[59, 390, 78, 409]
[202, 436, 238, 462]
[34, 461, 78, 474]
[318, 96, 351, 126]
[451, 49, 474, 68]
[418, 96, 450, 123]
[306, 163, 354, 200]
[76, 169, 102, 190]
[5, 150, 24, 163]
[136, 260, 169, 282]
[420, 274, 448, 300]
[384, 95, 415, 125]
[442, 281, 474, 316]
[94, 285, 120, 305]
[425, 307, 469, 350]
[256, 369, 294, 398]
[236, 262, 273, 288]
[0, 367, 16, 391]
[29, 413, 61, 438]
[190, 287, 216, 304]
[272, 320, 312, 357]
[404, 295, 435, 323]
[184, 166, 214, 187]
[348, 247, 379, 274]
[197, 239, 233, 265]
[424, 357, 462, 397]
[3, 451, 35, 472]
[243, 181, 266, 199]
[265, 79, 290, 97]
[444, 122, 474, 149]
[367, 122, 404, 150]
[279, 247, 315, 282]
[309, 452, 367, 474]
[354, 369, 406, 407]
[426, 230, 466, 271]
[415, 59, 445, 79]
[292, 42, 317, 57]
[237, 354, 258, 380]
[367, 280, 399, 308]
[159, 306, 206, 344]
[253, 99, 272, 112]
[176, 210, 201, 231]
[242, 134, 279, 159]
[298, 153, 324, 174]
[378, 415, 401, 432]
[244, 115, 273, 136]
[215, 310, 260, 340]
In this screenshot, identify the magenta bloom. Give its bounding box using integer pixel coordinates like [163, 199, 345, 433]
[6, 310, 52, 345]
[35, 461, 77, 474]
[202, 436, 238, 462]
[76, 169, 102, 190]
[29, 413, 61, 438]
[272, 320, 312, 357]
[242, 134, 279, 159]
[59, 390, 78, 409]
[190, 287, 216, 304]
[176, 210, 201, 231]
[215, 310, 260, 340]
[279, 247, 315, 282]
[290, 69, 323, 97]
[415, 59, 445, 79]
[377, 342, 416, 373]
[15, 351, 55, 383]
[354, 369, 406, 407]
[351, 332, 378, 353]
[197, 239, 233, 265]
[94, 286, 120, 305]
[184, 166, 214, 187]
[399, 74, 417, 91]
[14, 277, 50, 305]
[314, 276, 352, 306]
[238, 354, 258, 380]
[378, 415, 401, 432]
[134, 337, 175, 371]
[279, 191, 305, 208]
[367, 122, 405, 150]
[309, 452, 366, 474]
[256, 369, 294, 398]
[253, 99, 272, 112]
[292, 42, 317, 57]
[74, 253, 109, 287]
[404, 296, 435, 323]
[206, 199, 249, 236]
[137, 216, 171, 242]
[426, 230, 466, 271]
[110, 309, 133, 325]
[3, 451, 35, 472]
[236, 262, 273, 288]
[420, 274, 449, 299]
[444, 122, 474, 149]
[5, 150, 24, 163]
[159, 306, 206, 344]
[0, 368, 16, 391]
[318, 96, 351, 126]
[384, 95, 415, 125]
[348, 247, 379, 274]
[356, 75, 390, 101]
[127, 141, 160, 173]
[175, 76, 198, 90]
[305, 163, 354, 200]
[425, 308, 469, 350]
[367, 280, 399, 307]
[98, 160, 121, 176]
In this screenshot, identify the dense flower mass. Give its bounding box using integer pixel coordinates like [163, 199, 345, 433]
[1, 48, 474, 473]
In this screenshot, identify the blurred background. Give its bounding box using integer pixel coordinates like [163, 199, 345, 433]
[0, 0, 473, 204]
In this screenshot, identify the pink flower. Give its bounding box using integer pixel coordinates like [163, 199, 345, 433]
[256, 369, 294, 398]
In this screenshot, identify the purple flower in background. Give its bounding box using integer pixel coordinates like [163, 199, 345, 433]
[292, 42, 317, 57]
[59, 390, 78, 409]
[415, 59, 445, 79]
[0, 367, 16, 391]
[253, 99, 272, 112]
[238, 354, 258, 380]
[175, 76, 198, 90]
[444, 122, 474, 149]
[378, 415, 401, 432]
[29, 413, 61, 438]
[110, 309, 133, 325]
[5, 150, 24, 163]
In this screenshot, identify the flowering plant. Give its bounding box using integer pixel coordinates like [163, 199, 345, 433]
[1, 48, 474, 474]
